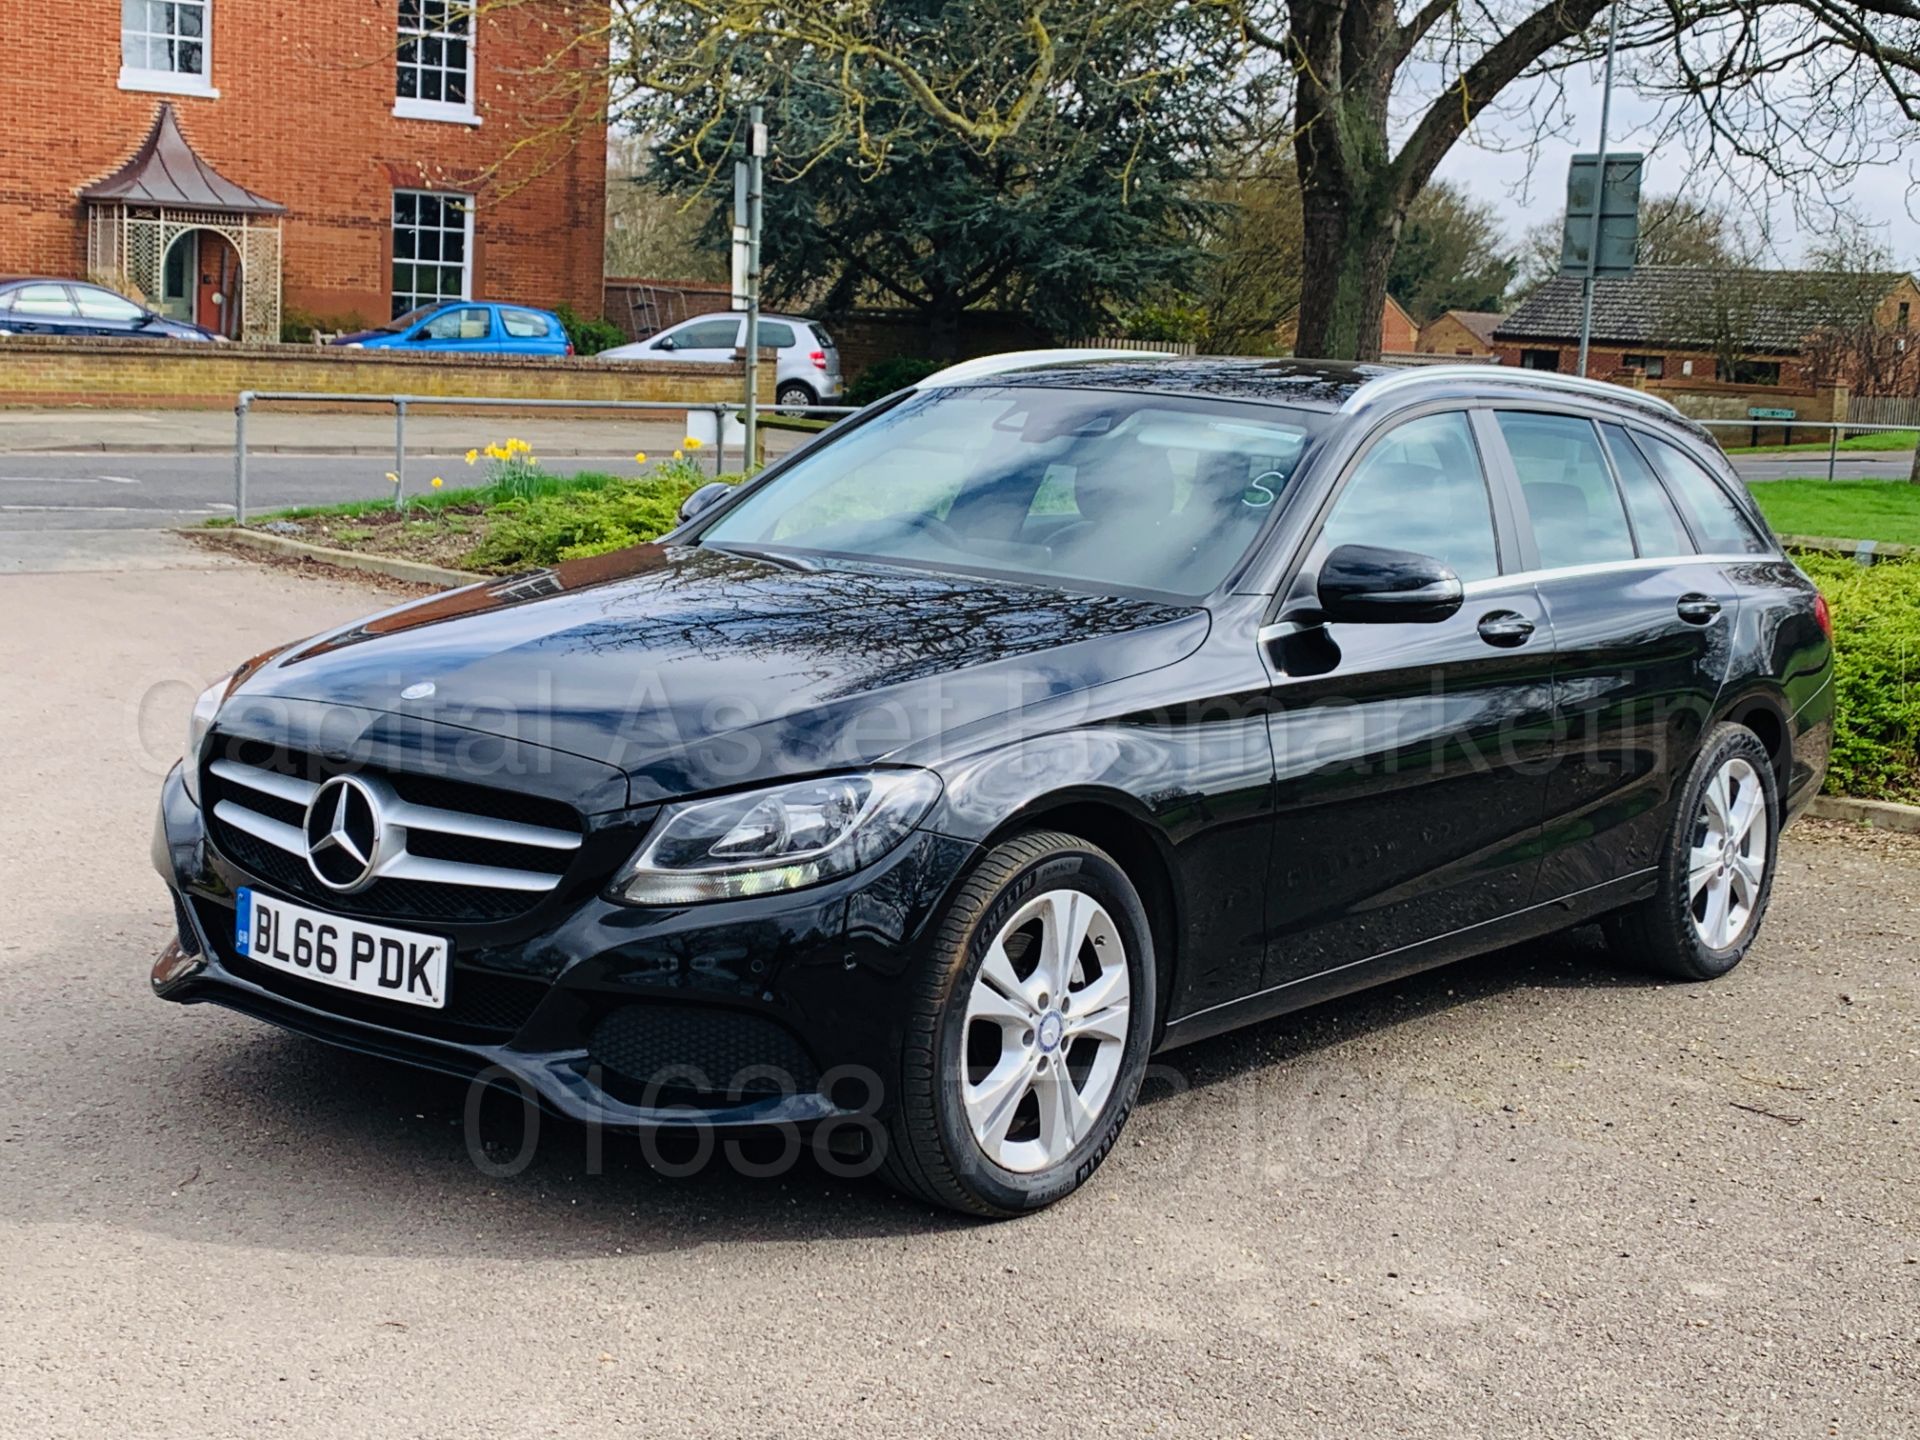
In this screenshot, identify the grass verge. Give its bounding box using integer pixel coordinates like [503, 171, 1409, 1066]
[1746, 480, 1920, 547]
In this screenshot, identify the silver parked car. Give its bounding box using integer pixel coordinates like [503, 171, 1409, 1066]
[601, 312, 844, 407]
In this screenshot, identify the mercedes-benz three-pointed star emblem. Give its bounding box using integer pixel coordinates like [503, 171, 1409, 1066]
[303, 774, 385, 892]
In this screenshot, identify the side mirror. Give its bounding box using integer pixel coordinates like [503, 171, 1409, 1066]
[408, 329, 431, 342]
[652, 335, 676, 351]
[1315, 543, 1463, 624]
[133, 312, 157, 328]
[677, 481, 733, 524]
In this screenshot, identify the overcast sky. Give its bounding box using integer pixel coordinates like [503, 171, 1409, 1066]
[1430, 67, 1920, 272]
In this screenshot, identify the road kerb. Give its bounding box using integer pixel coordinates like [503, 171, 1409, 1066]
[1805, 795, 1920, 834]
[187, 527, 473, 588]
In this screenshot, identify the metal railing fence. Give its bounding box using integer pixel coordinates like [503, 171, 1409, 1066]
[1693, 418, 1918, 483]
[230, 391, 858, 523]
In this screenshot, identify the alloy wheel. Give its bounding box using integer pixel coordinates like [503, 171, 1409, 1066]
[960, 888, 1132, 1173]
[1689, 756, 1769, 951]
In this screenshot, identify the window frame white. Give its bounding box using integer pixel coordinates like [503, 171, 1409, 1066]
[119, 0, 218, 98]
[390, 189, 475, 321]
[393, 0, 480, 125]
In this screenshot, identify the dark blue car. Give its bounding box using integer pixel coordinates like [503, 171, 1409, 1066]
[0, 278, 220, 341]
[331, 301, 573, 357]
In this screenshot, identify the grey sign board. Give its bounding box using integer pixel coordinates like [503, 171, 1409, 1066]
[1561, 153, 1643, 277]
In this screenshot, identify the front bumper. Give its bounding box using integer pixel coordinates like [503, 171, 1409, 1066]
[152, 764, 977, 1131]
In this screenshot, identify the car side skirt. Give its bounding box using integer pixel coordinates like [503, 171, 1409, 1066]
[1155, 868, 1656, 1052]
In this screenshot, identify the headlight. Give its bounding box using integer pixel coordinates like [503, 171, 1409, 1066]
[181, 678, 227, 806]
[609, 769, 942, 905]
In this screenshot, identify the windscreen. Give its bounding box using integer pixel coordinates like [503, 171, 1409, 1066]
[700, 386, 1321, 596]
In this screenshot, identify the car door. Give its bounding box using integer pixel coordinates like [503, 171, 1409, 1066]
[408, 304, 495, 353]
[3, 284, 83, 337]
[1260, 407, 1556, 989]
[649, 316, 744, 365]
[1486, 409, 1740, 900]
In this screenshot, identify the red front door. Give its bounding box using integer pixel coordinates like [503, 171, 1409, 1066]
[194, 232, 241, 338]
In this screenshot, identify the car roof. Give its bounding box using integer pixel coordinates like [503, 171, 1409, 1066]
[932, 353, 1687, 425]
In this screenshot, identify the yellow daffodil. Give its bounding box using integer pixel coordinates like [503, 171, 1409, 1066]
[431, 477, 444, 489]
[674, 449, 685, 460]
[464, 449, 478, 465]
[386, 471, 399, 485]
[634, 451, 648, 466]
[484, 444, 505, 461]
[683, 435, 703, 450]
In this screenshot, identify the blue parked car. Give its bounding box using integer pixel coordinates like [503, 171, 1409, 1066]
[0, 277, 221, 341]
[331, 301, 573, 357]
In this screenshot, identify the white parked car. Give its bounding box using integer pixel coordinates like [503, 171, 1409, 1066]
[601, 312, 845, 407]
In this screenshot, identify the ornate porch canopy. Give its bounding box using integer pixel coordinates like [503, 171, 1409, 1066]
[81, 104, 287, 343]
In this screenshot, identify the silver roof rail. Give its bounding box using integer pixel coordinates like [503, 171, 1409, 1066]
[1343, 363, 1683, 416]
[912, 347, 1173, 389]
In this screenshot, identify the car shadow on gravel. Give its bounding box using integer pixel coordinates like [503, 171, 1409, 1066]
[24, 922, 1663, 1259]
[1139, 922, 1661, 1102]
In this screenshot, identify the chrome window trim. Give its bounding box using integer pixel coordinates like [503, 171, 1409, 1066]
[1458, 552, 1769, 597]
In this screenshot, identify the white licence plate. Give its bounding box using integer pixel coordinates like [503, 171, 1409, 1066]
[234, 888, 449, 1011]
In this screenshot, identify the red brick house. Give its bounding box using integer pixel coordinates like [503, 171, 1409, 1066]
[1, 1, 606, 342]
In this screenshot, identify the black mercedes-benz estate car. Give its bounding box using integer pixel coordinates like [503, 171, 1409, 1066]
[153, 357, 1833, 1215]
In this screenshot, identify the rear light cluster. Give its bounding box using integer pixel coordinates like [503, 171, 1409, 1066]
[809, 349, 827, 370]
[1813, 592, 1833, 640]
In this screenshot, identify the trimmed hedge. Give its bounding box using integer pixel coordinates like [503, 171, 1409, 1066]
[1797, 552, 1920, 802]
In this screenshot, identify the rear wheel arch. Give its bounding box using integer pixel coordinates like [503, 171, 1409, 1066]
[1717, 692, 1791, 816]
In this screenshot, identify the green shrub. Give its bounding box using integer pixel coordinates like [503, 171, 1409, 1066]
[461, 469, 736, 571]
[553, 303, 628, 357]
[1796, 551, 1920, 801]
[280, 306, 369, 344]
[1121, 303, 1207, 345]
[845, 356, 946, 407]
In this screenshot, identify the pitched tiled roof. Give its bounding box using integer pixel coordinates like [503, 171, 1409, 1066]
[1446, 310, 1507, 346]
[81, 104, 285, 215]
[1495, 266, 1909, 352]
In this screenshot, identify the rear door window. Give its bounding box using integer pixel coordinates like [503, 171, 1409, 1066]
[1599, 423, 1694, 557]
[1495, 411, 1635, 570]
[1320, 411, 1501, 581]
[10, 284, 79, 317]
[1633, 434, 1770, 554]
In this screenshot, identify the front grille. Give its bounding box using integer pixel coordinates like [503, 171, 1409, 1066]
[202, 738, 585, 926]
[590, 1004, 820, 1101]
[195, 897, 549, 1042]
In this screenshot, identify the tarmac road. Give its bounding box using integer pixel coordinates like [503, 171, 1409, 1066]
[0, 536, 1915, 1438]
[0, 446, 1905, 533]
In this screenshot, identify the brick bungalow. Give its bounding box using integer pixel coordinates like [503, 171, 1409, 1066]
[1492, 266, 1920, 392]
[1418, 309, 1506, 358]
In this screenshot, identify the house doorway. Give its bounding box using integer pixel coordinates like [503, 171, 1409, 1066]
[161, 229, 243, 337]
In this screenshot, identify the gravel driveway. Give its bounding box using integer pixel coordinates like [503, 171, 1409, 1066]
[1, 538, 1913, 1438]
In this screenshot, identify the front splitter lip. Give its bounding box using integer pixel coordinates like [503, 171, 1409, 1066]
[152, 941, 859, 1134]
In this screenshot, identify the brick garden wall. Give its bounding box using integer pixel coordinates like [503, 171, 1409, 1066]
[2, 1, 605, 328]
[0, 339, 768, 411]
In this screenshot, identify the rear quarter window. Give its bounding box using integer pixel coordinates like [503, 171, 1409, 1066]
[1635, 433, 1771, 555]
[756, 321, 797, 348]
[501, 308, 552, 338]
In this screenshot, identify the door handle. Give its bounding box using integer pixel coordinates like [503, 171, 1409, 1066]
[1676, 594, 1723, 625]
[1476, 611, 1536, 647]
